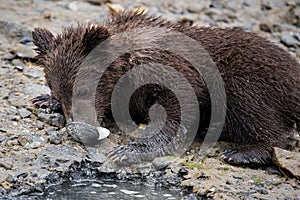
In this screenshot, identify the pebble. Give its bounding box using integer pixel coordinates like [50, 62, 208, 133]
[136, 163, 152, 176]
[182, 194, 198, 200]
[3, 52, 15, 60]
[262, 0, 286, 8]
[14, 43, 36, 59]
[18, 135, 30, 147]
[43, 10, 52, 19]
[293, 32, 300, 41]
[187, 3, 206, 13]
[259, 23, 272, 33]
[18, 108, 32, 118]
[256, 188, 268, 195]
[273, 147, 300, 180]
[19, 36, 32, 45]
[103, 184, 118, 188]
[68, 2, 78, 11]
[23, 67, 44, 78]
[18, 134, 47, 149]
[91, 183, 102, 188]
[134, 194, 145, 198]
[1, 181, 12, 189]
[37, 112, 65, 127]
[0, 21, 31, 40]
[49, 130, 64, 145]
[14, 65, 24, 72]
[178, 168, 189, 176]
[86, 0, 106, 6]
[120, 189, 140, 195]
[0, 173, 8, 183]
[11, 59, 24, 66]
[97, 164, 116, 173]
[281, 32, 300, 47]
[152, 157, 171, 170]
[273, 23, 299, 33]
[243, 0, 261, 8]
[0, 159, 13, 170]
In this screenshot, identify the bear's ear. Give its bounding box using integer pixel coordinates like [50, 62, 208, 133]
[82, 25, 110, 54]
[32, 27, 54, 56]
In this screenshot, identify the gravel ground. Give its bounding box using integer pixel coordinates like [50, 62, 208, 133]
[0, 0, 300, 199]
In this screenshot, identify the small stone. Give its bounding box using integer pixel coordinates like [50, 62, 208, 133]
[152, 157, 171, 170]
[20, 35, 32, 45]
[208, 187, 216, 193]
[256, 188, 268, 195]
[0, 21, 31, 40]
[14, 43, 36, 58]
[3, 52, 15, 60]
[43, 11, 52, 19]
[45, 128, 56, 135]
[187, 3, 206, 13]
[226, 180, 233, 185]
[0, 128, 6, 133]
[293, 32, 300, 41]
[198, 172, 207, 179]
[233, 175, 243, 179]
[209, 2, 224, 9]
[136, 163, 152, 176]
[18, 135, 30, 147]
[23, 67, 44, 78]
[34, 123, 44, 130]
[28, 134, 48, 149]
[0, 159, 13, 170]
[97, 164, 116, 173]
[86, 0, 107, 6]
[14, 65, 24, 72]
[273, 23, 299, 33]
[68, 2, 78, 11]
[7, 115, 18, 121]
[37, 113, 65, 127]
[281, 32, 300, 47]
[0, 173, 8, 183]
[261, 3, 272, 11]
[273, 147, 300, 180]
[5, 175, 14, 183]
[178, 168, 189, 176]
[120, 189, 140, 195]
[49, 131, 63, 145]
[1, 181, 12, 189]
[11, 59, 23, 66]
[18, 108, 32, 118]
[243, 0, 261, 8]
[259, 23, 272, 33]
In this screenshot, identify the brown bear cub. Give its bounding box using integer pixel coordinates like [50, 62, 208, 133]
[31, 11, 300, 165]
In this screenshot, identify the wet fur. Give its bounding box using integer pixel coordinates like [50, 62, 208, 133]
[32, 11, 300, 165]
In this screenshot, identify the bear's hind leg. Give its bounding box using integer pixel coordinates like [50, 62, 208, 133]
[222, 143, 274, 165]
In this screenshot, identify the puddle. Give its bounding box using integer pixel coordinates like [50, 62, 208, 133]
[43, 180, 191, 200]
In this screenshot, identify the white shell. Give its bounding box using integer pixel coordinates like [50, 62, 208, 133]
[96, 126, 110, 140]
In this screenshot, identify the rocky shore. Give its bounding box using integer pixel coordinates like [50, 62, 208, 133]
[0, 0, 299, 199]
